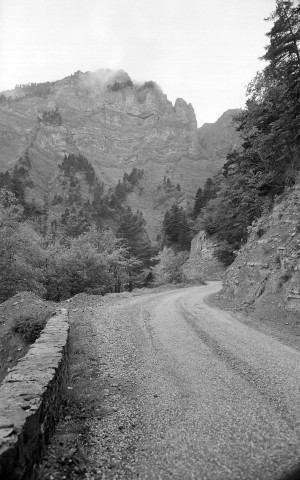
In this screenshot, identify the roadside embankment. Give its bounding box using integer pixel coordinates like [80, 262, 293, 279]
[0, 308, 69, 480]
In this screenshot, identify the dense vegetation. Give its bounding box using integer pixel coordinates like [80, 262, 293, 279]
[107, 78, 134, 91]
[0, 152, 33, 204]
[41, 109, 62, 126]
[153, 248, 189, 285]
[2, 2, 294, 296]
[192, 178, 218, 219]
[59, 153, 96, 183]
[115, 168, 144, 199]
[12, 310, 55, 344]
[0, 80, 56, 103]
[162, 203, 192, 251]
[15, 81, 55, 97]
[154, 201, 194, 283]
[193, 0, 300, 265]
[0, 154, 157, 302]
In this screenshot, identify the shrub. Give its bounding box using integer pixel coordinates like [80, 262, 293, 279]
[41, 109, 62, 126]
[12, 310, 55, 344]
[153, 248, 189, 285]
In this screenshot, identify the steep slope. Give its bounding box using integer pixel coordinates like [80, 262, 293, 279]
[0, 70, 221, 239]
[1, 71, 245, 241]
[220, 183, 300, 320]
[198, 109, 242, 170]
[183, 231, 225, 281]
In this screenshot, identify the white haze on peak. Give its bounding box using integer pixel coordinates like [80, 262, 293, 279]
[76, 69, 126, 92]
[0, 0, 277, 125]
[77, 69, 162, 94]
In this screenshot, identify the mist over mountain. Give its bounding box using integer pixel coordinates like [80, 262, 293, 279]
[0, 69, 239, 239]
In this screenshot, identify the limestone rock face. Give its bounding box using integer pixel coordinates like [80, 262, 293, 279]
[183, 231, 225, 281]
[0, 70, 243, 239]
[223, 184, 300, 311]
[198, 109, 242, 169]
[0, 70, 222, 238]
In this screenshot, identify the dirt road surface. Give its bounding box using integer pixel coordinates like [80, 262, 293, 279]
[38, 282, 300, 480]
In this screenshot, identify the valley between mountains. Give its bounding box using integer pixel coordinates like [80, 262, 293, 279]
[2, 3, 300, 475]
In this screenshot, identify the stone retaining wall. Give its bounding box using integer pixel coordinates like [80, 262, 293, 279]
[0, 308, 69, 480]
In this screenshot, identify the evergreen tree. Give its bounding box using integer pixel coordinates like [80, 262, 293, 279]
[263, 1, 300, 78]
[192, 187, 204, 218]
[197, 1, 300, 265]
[192, 179, 218, 219]
[117, 207, 157, 288]
[203, 178, 217, 204]
[163, 204, 191, 251]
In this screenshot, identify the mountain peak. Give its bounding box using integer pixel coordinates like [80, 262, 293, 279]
[0, 68, 238, 239]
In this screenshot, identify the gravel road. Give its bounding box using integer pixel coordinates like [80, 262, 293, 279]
[41, 282, 300, 479]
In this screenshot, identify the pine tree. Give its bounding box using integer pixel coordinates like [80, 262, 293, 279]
[263, 1, 300, 78]
[192, 187, 204, 218]
[163, 204, 191, 251]
[117, 207, 157, 288]
[203, 178, 217, 204]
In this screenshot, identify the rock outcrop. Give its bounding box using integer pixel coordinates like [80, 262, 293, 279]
[183, 231, 225, 281]
[198, 109, 242, 169]
[0, 70, 216, 238]
[223, 183, 300, 312]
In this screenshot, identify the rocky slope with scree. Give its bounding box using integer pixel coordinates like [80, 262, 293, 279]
[211, 183, 300, 331]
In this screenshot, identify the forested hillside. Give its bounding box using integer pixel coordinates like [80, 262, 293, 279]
[192, 0, 300, 267]
[0, 59, 242, 300]
[0, 175, 157, 302]
[1, 1, 297, 303]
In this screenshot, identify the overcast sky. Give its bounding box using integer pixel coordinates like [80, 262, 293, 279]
[0, 0, 276, 126]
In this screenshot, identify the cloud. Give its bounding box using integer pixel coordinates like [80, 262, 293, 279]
[76, 69, 132, 93]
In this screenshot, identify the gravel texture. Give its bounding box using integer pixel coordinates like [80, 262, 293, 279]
[38, 283, 300, 480]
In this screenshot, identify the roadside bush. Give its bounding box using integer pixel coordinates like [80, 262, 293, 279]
[153, 248, 189, 285]
[12, 310, 55, 344]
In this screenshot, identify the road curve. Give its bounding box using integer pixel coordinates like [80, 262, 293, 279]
[85, 282, 300, 479]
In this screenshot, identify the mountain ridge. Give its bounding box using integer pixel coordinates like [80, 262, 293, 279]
[0, 69, 241, 239]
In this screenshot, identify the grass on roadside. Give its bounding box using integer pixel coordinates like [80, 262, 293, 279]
[12, 309, 55, 344]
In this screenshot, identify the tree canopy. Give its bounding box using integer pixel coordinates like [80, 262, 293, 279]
[162, 204, 192, 251]
[195, 0, 300, 265]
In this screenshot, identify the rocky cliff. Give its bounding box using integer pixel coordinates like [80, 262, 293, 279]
[183, 231, 225, 281]
[222, 183, 300, 315]
[0, 70, 240, 240]
[198, 109, 242, 170]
